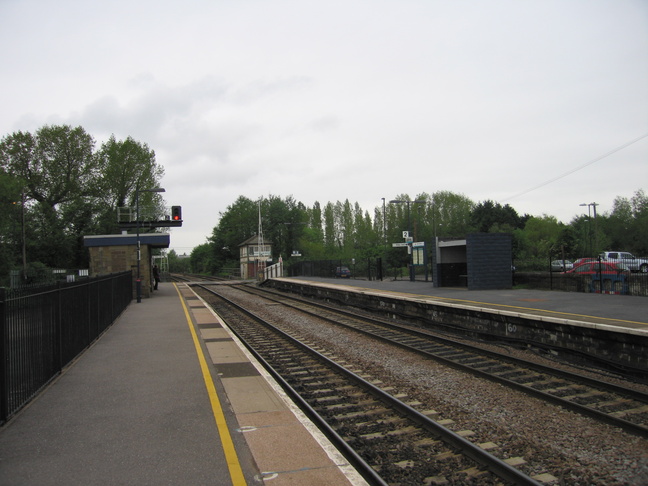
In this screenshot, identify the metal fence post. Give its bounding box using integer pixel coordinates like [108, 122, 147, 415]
[0, 288, 7, 423]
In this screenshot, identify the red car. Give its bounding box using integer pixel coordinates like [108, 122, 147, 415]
[572, 257, 597, 267]
[566, 261, 630, 276]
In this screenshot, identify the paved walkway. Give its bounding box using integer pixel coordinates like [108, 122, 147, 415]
[0, 283, 364, 486]
[284, 277, 648, 332]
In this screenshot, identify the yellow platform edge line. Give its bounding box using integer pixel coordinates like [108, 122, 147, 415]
[174, 283, 246, 486]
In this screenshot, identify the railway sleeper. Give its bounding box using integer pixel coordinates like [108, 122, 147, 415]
[332, 407, 392, 420]
[423, 474, 450, 485]
[413, 437, 442, 448]
[528, 379, 567, 390]
[521, 378, 557, 387]
[313, 395, 350, 404]
[360, 425, 420, 440]
[500, 372, 541, 383]
[609, 404, 648, 418]
[595, 397, 637, 409]
[561, 390, 611, 402]
[458, 356, 492, 365]
[455, 466, 491, 480]
[477, 441, 499, 451]
[542, 384, 583, 394]
[359, 416, 409, 428]
[299, 380, 340, 389]
[323, 400, 378, 411]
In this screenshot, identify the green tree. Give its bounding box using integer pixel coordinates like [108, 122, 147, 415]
[190, 243, 216, 274]
[430, 191, 475, 238]
[0, 171, 24, 283]
[0, 125, 98, 268]
[168, 249, 191, 273]
[516, 215, 564, 267]
[207, 196, 258, 274]
[470, 200, 524, 233]
[631, 190, 648, 254]
[301, 201, 326, 259]
[323, 202, 337, 254]
[0, 125, 167, 276]
[95, 135, 164, 234]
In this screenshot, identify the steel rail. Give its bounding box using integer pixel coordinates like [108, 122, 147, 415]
[198, 284, 543, 486]
[237, 284, 648, 439]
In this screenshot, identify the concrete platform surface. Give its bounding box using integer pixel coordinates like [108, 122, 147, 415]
[279, 276, 648, 333]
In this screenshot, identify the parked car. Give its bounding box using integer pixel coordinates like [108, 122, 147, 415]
[566, 261, 630, 276]
[335, 266, 351, 278]
[551, 260, 573, 272]
[599, 251, 648, 273]
[572, 257, 597, 267]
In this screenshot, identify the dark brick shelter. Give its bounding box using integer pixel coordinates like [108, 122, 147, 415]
[432, 233, 513, 290]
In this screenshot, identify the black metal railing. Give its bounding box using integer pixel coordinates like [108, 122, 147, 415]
[513, 257, 648, 297]
[0, 272, 132, 423]
[288, 258, 436, 282]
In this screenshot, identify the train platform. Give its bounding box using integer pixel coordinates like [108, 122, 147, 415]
[0, 282, 366, 486]
[277, 277, 648, 334]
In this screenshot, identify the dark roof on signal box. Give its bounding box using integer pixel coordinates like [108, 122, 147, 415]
[238, 235, 271, 247]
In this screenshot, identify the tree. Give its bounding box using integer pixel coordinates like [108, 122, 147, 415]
[518, 215, 563, 262]
[167, 249, 191, 273]
[1, 126, 98, 208]
[95, 135, 164, 234]
[0, 125, 98, 268]
[323, 202, 337, 253]
[0, 125, 167, 274]
[190, 243, 216, 274]
[430, 191, 475, 238]
[603, 189, 648, 255]
[470, 200, 523, 233]
[631, 190, 648, 254]
[0, 171, 24, 283]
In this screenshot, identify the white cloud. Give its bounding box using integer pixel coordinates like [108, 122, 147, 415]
[1, 0, 646, 252]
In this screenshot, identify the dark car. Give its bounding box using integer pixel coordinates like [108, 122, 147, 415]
[335, 266, 351, 278]
[566, 261, 630, 276]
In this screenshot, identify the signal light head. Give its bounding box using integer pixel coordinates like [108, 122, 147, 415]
[171, 205, 182, 221]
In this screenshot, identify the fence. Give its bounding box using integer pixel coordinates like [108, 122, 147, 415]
[513, 271, 648, 296]
[286, 258, 431, 281]
[514, 256, 648, 297]
[261, 261, 284, 280]
[0, 271, 132, 423]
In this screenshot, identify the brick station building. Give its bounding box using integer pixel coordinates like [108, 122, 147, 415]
[84, 233, 170, 299]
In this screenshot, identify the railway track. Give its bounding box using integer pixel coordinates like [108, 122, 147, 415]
[171, 273, 228, 283]
[196, 283, 546, 485]
[230, 283, 648, 440]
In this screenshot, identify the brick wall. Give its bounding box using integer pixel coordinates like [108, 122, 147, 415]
[88, 244, 152, 299]
[466, 233, 512, 290]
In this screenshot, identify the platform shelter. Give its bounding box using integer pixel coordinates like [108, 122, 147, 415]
[432, 233, 513, 290]
[83, 233, 170, 299]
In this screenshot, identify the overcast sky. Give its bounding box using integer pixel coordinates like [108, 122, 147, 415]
[2, 0, 647, 254]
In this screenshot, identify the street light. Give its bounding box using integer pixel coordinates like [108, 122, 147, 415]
[136, 187, 165, 303]
[390, 199, 425, 281]
[579, 202, 598, 256]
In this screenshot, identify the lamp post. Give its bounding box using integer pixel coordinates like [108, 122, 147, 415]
[390, 199, 425, 281]
[136, 187, 165, 303]
[579, 202, 598, 256]
[381, 198, 386, 249]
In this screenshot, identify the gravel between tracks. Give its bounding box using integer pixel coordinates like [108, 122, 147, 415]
[201, 285, 648, 485]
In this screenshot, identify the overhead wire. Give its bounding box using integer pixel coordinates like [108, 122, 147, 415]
[502, 131, 648, 202]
